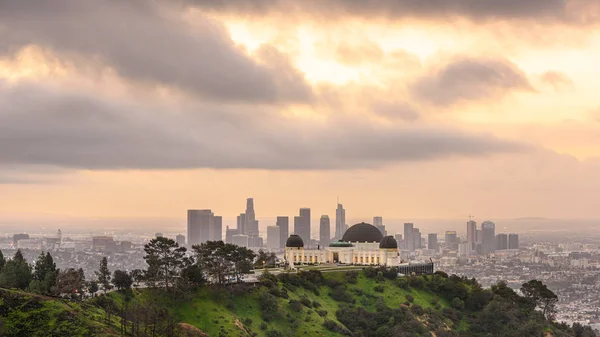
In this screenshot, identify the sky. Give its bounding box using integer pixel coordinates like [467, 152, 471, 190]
[1, 0, 600, 223]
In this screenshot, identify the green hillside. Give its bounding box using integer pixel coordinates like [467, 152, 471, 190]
[0, 288, 119, 337]
[2, 268, 595, 337]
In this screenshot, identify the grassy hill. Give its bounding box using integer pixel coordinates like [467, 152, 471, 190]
[2, 268, 590, 337]
[0, 288, 119, 337]
[134, 271, 455, 337]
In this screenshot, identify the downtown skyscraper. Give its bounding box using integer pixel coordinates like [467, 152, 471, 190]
[320, 215, 331, 247]
[482, 221, 496, 254]
[404, 223, 414, 251]
[294, 208, 311, 248]
[467, 219, 477, 250]
[187, 209, 222, 246]
[276, 216, 289, 249]
[335, 203, 346, 240]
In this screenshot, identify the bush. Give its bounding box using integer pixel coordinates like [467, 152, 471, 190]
[312, 301, 321, 308]
[299, 297, 313, 308]
[317, 309, 328, 317]
[374, 285, 385, 293]
[430, 297, 439, 305]
[269, 287, 289, 299]
[331, 285, 355, 303]
[323, 320, 349, 334]
[406, 294, 414, 303]
[451, 297, 464, 310]
[344, 271, 359, 284]
[258, 292, 280, 321]
[260, 322, 268, 330]
[396, 277, 410, 289]
[364, 267, 379, 278]
[411, 304, 424, 316]
[288, 299, 303, 312]
[435, 303, 442, 310]
[408, 275, 425, 288]
[243, 318, 253, 326]
[266, 330, 284, 337]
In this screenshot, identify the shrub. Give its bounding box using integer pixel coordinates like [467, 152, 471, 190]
[317, 309, 328, 317]
[299, 297, 313, 308]
[430, 297, 439, 305]
[411, 304, 424, 316]
[266, 330, 284, 337]
[288, 299, 303, 312]
[258, 292, 280, 321]
[406, 294, 414, 303]
[344, 271, 359, 284]
[323, 320, 349, 334]
[435, 303, 442, 310]
[331, 285, 355, 303]
[374, 285, 385, 293]
[364, 267, 379, 278]
[312, 301, 321, 308]
[260, 322, 268, 330]
[451, 297, 464, 310]
[243, 318, 253, 326]
[396, 277, 410, 289]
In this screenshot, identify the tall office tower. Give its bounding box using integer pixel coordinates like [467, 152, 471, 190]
[176, 234, 186, 246]
[335, 203, 346, 240]
[508, 233, 519, 250]
[413, 228, 421, 249]
[245, 198, 259, 236]
[212, 215, 223, 241]
[320, 215, 331, 247]
[187, 209, 214, 246]
[276, 216, 289, 249]
[267, 226, 281, 251]
[295, 208, 311, 248]
[467, 220, 477, 249]
[404, 223, 414, 251]
[496, 233, 508, 250]
[476, 229, 482, 243]
[225, 226, 239, 244]
[237, 213, 246, 235]
[481, 221, 496, 254]
[427, 233, 438, 250]
[394, 234, 403, 244]
[373, 216, 386, 235]
[445, 231, 458, 250]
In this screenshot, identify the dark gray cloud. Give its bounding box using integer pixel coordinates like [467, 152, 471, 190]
[0, 81, 527, 170]
[181, 0, 585, 22]
[411, 57, 533, 105]
[0, 0, 311, 103]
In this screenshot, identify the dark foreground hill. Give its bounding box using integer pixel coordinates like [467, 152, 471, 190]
[1, 268, 596, 337]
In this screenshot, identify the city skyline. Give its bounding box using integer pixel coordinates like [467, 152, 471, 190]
[1, 1, 600, 221]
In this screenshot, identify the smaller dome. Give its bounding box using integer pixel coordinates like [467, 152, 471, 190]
[379, 236, 398, 249]
[329, 240, 353, 248]
[286, 234, 304, 248]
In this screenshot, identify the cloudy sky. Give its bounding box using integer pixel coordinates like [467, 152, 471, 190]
[1, 0, 599, 222]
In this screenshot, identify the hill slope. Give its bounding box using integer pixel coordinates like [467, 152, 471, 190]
[0, 288, 118, 337]
[2, 269, 592, 337]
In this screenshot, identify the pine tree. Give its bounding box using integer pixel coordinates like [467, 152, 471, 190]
[0, 249, 32, 290]
[95, 257, 111, 293]
[143, 237, 188, 292]
[29, 252, 58, 295]
[0, 250, 5, 274]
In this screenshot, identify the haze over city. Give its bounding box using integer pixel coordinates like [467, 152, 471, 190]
[1, 0, 600, 227]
